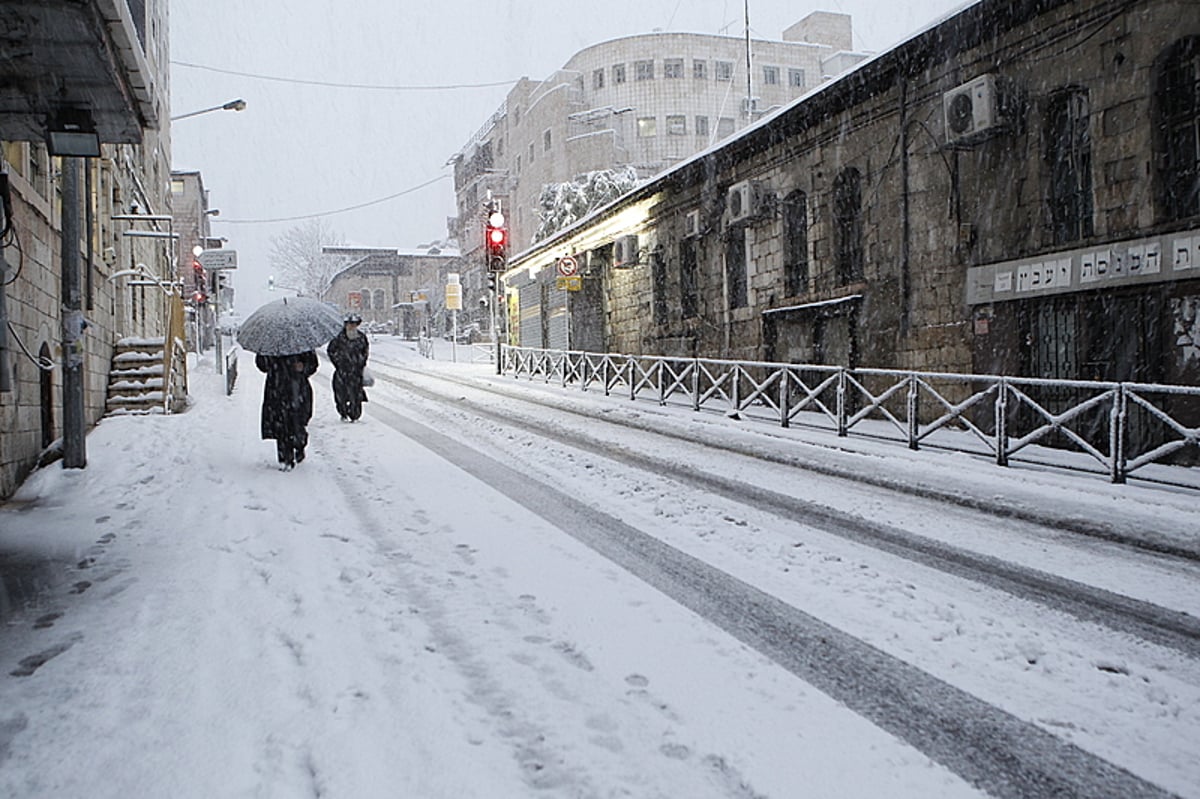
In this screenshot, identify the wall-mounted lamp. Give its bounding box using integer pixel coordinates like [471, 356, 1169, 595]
[45, 108, 101, 158]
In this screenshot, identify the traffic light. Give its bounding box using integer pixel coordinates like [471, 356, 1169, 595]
[487, 271, 497, 291]
[484, 209, 508, 271]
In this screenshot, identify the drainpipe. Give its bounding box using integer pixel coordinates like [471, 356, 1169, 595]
[0, 172, 10, 392]
[899, 77, 911, 336]
[0, 247, 9, 393]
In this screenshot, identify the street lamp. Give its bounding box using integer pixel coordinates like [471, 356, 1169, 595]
[170, 99, 247, 122]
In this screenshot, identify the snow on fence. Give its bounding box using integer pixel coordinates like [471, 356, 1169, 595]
[501, 345, 1200, 488]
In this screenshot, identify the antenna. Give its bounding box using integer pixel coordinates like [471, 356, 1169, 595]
[744, 0, 753, 119]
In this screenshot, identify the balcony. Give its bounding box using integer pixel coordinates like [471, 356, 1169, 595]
[0, 0, 157, 145]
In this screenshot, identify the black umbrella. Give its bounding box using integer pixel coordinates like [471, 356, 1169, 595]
[236, 296, 344, 355]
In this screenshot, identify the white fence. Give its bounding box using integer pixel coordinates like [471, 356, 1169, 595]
[501, 346, 1200, 487]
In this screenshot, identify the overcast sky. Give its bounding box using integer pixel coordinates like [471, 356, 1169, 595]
[168, 1, 972, 312]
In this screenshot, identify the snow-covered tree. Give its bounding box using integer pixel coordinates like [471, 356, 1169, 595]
[267, 218, 346, 297]
[532, 167, 640, 243]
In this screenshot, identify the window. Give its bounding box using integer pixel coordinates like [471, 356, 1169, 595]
[680, 238, 699, 319]
[1044, 88, 1093, 245]
[833, 168, 864, 285]
[515, 155, 521, 174]
[789, 68, 805, 89]
[513, 106, 520, 126]
[715, 61, 733, 81]
[543, 129, 552, 151]
[783, 190, 809, 296]
[171, 179, 185, 194]
[361, 289, 373, 310]
[716, 117, 735, 139]
[529, 142, 535, 163]
[374, 289, 386, 310]
[1155, 37, 1200, 222]
[666, 115, 686, 135]
[651, 248, 668, 325]
[763, 66, 780, 86]
[635, 59, 655, 81]
[664, 58, 684, 79]
[693, 60, 708, 80]
[593, 68, 605, 90]
[637, 117, 657, 137]
[613, 63, 626, 84]
[725, 226, 747, 309]
[695, 116, 709, 137]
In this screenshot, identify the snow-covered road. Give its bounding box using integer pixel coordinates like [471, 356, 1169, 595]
[1, 340, 1197, 798]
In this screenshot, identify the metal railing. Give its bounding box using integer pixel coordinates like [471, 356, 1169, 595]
[501, 346, 1200, 487]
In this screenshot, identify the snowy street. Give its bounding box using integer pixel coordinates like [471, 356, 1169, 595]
[1, 338, 1198, 798]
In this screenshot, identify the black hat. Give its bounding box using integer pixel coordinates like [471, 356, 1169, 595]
[344, 313, 362, 324]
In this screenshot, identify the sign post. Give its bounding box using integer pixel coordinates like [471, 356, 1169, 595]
[199, 250, 237, 375]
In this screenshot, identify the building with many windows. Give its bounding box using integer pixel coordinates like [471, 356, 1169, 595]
[0, 0, 172, 497]
[448, 11, 866, 337]
[500, 0, 1199, 437]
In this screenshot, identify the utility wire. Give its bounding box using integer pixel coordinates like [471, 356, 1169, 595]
[171, 60, 514, 91]
[219, 173, 450, 225]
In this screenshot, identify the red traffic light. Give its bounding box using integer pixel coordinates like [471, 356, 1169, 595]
[191, 290, 208, 305]
[488, 226, 507, 247]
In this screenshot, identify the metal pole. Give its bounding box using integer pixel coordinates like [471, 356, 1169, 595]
[492, 279, 500, 375]
[213, 274, 223, 374]
[61, 157, 87, 468]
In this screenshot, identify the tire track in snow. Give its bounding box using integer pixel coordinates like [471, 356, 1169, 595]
[361, 394, 1176, 799]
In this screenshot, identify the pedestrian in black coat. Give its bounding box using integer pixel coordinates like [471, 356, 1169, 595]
[326, 314, 369, 421]
[256, 350, 318, 469]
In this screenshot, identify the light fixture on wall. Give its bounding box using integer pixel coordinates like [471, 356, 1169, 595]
[45, 108, 101, 157]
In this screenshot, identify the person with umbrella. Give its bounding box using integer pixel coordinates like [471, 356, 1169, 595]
[236, 296, 344, 469]
[326, 312, 369, 422]
[256, 350, 318, 469]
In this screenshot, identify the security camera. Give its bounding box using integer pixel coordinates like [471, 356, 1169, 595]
[478, 296, 489, 307]
[102, 246, 117, 265]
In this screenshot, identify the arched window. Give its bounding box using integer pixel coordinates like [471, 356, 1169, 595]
[783, 189, 809, 296]
[1044, 87, 1093, 245]
[361, 288, 372, 310]
[1155, 37, 1200, 222]
[833, 168, 863, 285]
[374, 289, 386, 311]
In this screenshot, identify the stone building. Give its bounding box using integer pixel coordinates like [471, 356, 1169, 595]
[449, 11, 866, 339]
[323, 245, 466, 340]
[501, 0, 1199, 401]
[0, 0, 172, 498]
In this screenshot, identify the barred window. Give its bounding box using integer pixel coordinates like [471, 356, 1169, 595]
[1044, 88, 1093, 245]
[783, 190, 809, 296]
[833, 168, 864, 285]
[1155, 37, 1200, 221]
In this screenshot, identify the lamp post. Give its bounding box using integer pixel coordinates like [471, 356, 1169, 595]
[170, 98, 247, 122]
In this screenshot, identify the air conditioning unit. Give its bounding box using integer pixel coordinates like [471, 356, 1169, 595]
[613, 234, 639, 268]
[727, 180, 768, 225]
[943, 74, 1004, 144]
[683, 209, 700, 238]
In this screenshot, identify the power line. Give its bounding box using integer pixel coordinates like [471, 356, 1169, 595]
[171, 60, 514, 91]
[219, 174, 450, 225]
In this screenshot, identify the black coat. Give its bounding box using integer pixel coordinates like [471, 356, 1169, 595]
[256, 351, 318, 441]
[326, 329, 369, 401]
